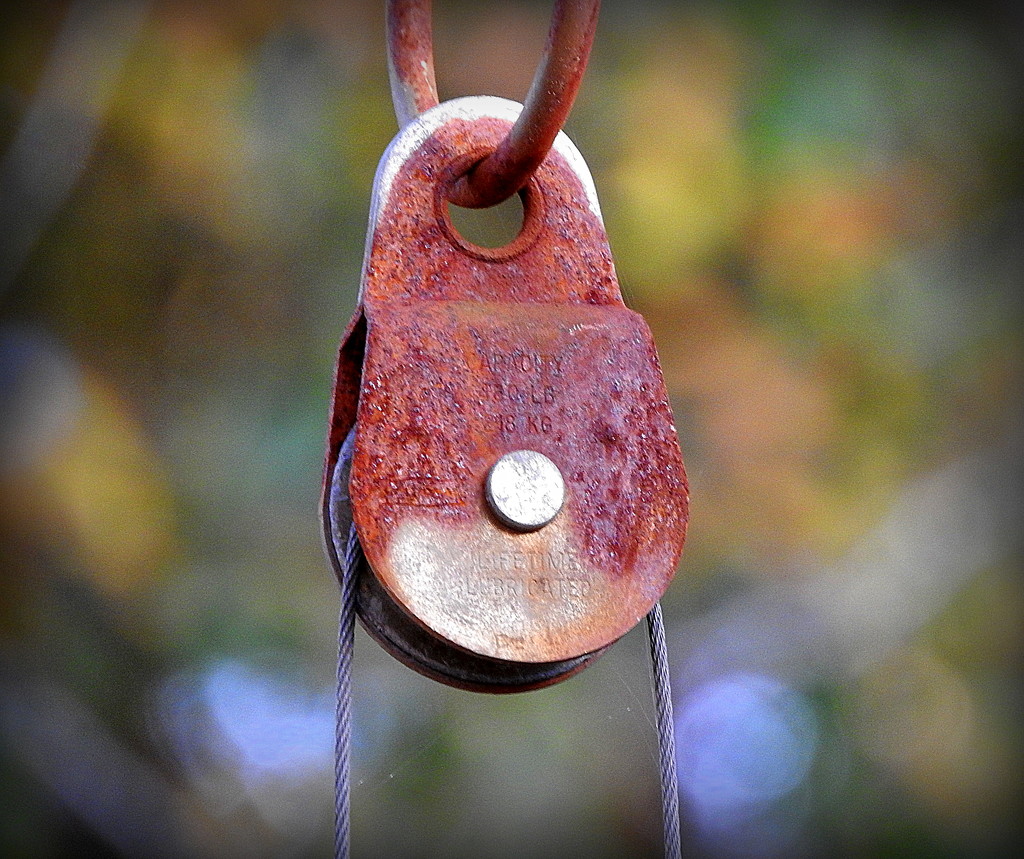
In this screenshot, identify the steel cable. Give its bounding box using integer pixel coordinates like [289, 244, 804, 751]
[333, 520, 359, 859]
[334, 537, 682, 859]
[647, 602, 682, 859]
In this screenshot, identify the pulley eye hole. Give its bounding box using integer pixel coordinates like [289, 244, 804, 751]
[446, 189, 526, 250]
[436, 150, 544, 261]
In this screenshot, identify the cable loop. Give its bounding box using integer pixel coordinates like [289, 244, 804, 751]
[386, 0, 600, 208]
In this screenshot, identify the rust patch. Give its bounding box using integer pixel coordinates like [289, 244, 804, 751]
[323, 107, 688, 681]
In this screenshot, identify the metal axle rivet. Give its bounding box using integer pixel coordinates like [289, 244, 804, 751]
[485, 450, 565, 531]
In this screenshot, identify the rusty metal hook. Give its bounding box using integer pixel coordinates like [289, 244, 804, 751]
[386, 0, 601, 208]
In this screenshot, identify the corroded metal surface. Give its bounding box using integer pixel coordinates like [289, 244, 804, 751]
[387, 0, 601, 207]
[322, 97, 688, 689]
[386, 0, 438, 128]
[327, 432, 599, 693]
[445, 0, 602, 207]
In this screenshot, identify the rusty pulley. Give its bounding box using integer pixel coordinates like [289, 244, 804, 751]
[321, 95, 689, 691]
[325, 5, 688, 855]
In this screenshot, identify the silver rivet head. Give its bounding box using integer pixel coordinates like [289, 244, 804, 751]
[485, 450, 565, 531]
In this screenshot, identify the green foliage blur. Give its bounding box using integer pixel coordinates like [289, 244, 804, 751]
[1, 1, 1021, 857]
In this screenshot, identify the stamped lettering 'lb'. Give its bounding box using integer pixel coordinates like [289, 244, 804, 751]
[322, 96, 688, 692]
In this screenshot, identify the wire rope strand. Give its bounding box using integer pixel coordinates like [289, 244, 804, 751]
[647, 602, 682, 859]
[334, 520, 360, 859]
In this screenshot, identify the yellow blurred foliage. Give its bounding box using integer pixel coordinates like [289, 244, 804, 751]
[853, 646, 1012, 824]
[650, 282, 849, 565]
[106, 14, 257, 244]
[751, 166, 900, 301]
[608, 23, 749, 294]
[3, 370, 178, 598]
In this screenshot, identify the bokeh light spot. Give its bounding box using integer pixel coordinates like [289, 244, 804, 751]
[201, 660, 333, 787]
[676, 673, 819, 828]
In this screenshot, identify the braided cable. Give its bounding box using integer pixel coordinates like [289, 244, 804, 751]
[647, 602, 682, 859]
[334, 520, 360, 859]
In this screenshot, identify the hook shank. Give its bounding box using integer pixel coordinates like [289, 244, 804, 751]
[386, 0, 600, 208]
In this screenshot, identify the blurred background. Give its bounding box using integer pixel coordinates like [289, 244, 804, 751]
[1, 1, 1021, 856]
